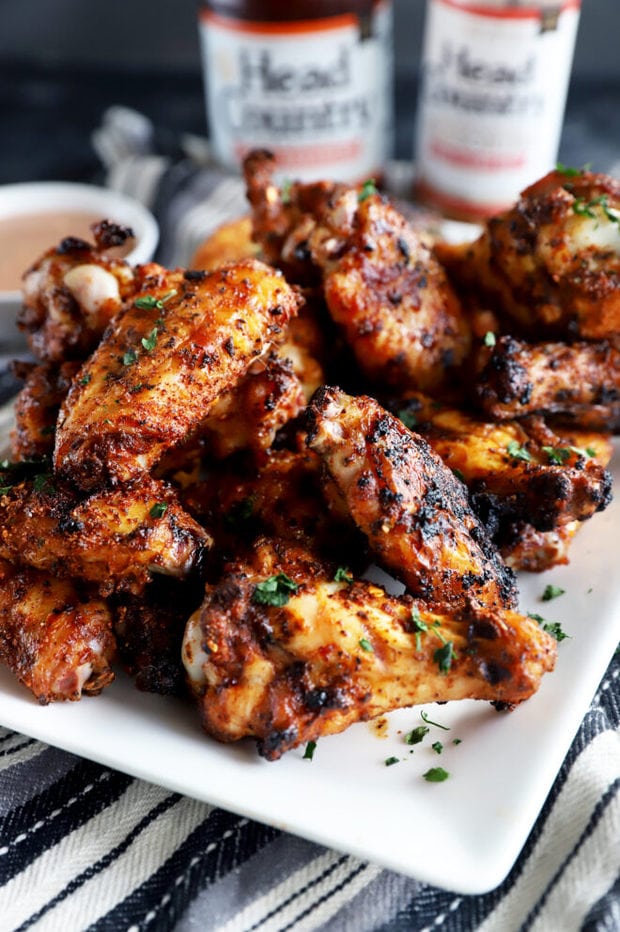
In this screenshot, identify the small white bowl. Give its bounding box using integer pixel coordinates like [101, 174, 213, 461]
[0, 182, 159, 350]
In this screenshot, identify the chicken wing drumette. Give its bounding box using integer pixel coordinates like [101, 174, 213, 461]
[18, 221, 137, 362]
[54, 259, 302, 489]
[0, 558, 115, 703]
[435, 169, 620, 340]
[306, 387, 517, 611]
[182, 538, 556, 760]
[10, 360, 81, 461]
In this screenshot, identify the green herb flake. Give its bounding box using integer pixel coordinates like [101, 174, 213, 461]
[421, 710, 450, 730]
[141, 327, 159, 352]
[528, 612, 570, 642]
[334, 567, 353, 584]
[384, 756, 399, 767]
[484, 331, 496, 347]
[0, 485, 13, 496]
[423, 767, 450, 782]
[397, 409, 418, 430]
[134, 290, 177, 311]
[358, 178, 378, 202]
[79, 374, 91, 386]
[452, 468, 465, 483]
[573, 194, 620, 225]
[434, 641, 456, 673]
[303, 740, 317, 760]
[281, 178, 292, 205]
[252, 573, 299, 607]
[556, 162, 584, 177]
[32, 473, 55, 494]
[359, 637, 374, 653]
[40, 425, 55, 436]
[223, 497, 255, 529]
[149, 502, 168, 519]
[411, 606, 429, 652]
[585, 447, 597, 458]
[431, 741, 443, 754]
[542, 445, 572, 466]
[405, 725, 429, 745]
[123, 349, 138, 367]
[452, 738, 462, 746]
[542, 584, 565, 602]
[506, 440, 533, 462]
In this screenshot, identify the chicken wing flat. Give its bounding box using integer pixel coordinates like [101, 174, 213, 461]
[182, 539, 556, 760]
[244, 150, 471, 393]
[306, 387, 517, 611]
[0, 473, 210, 595]
[54, 259, 302, 489]
[18, 221, 137, 363]
[391, 392, 613, 533]
[474, 335, 620, 431]
[435, 169, 620, 340]
[0, 558, 115, 703]
[10, 360, 81, 461]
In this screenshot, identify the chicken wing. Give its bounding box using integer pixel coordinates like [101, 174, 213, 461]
[391, 392, 613, 533]
[10, 360, 81, 461]
[18, 221, 137, 363]
[474, 335, 620, 431]
[0, 473, 210, 595]
[54, 259, 302, 489]
[435, 169, 620, 340]
[0, 558, 115, 703]
[182, 538, 556, 760]
[306, 387, 517, 611]
[498, 520, 581, 573]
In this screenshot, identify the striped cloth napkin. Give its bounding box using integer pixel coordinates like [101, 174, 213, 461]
[0, 108, 618, 931]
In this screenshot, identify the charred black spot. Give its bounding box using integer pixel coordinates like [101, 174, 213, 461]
[303, 687, 346, 711]
[397, 237, 410, 262]
[56, 237, 91, 255]
[92, 220, 134, 249]
[480, 661, 512, 685]
[184, 269, 207, 282]
[223, 338, 235, 357]
[57, 516, 85, 534]
[258, 726, 299, 760]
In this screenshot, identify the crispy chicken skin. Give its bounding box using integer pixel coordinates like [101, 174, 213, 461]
[18, 221, 137, 363]
[182, 539, 556, 760]
[0, 558, 115, 703]
[474, 335, 620, 430]
[244, 150, 471, 393]
[10, 361, 81, 461]
[435, 169, 620, 340]
[499, 520, 580, 573]
[392, 393, 613, 533]
[54, 259, 302, 489]
[0, 475, 210, 596]
[190, 216, 259, 270]
[306, 387, 517, 611]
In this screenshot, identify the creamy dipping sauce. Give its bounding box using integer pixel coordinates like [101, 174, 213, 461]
[0, 211, 134, 291]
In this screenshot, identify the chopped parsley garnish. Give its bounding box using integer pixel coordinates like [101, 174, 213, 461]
[506, 440, 532, 462]
[303, 740, 317, 760]
[33, 473, 55, 494]
[405, 725, 429, 745]
[384, 756, 399, 766]
[224, 497, 255, 529]
[123, 349, 138, 367]
[358, 178, 378, 202]
[573, 194, 620, 225]
[556, 161, 585, 177]
[334, 567, 353, 584]
[431, 741, 443, 754]
[134, 290, 177, 311]
[484, 331, 496, 347]
[0, 485, 12, 496]
[79, 374, 91, 386]
[281, 178, 292, 205]
[542, 445, 572, 465]
[141, 327, 159, 352]
[252, 573, 299, 607]
[528, 612, 570, 642]
[421, 710, 450, 730]
[452, 738, 462, 746]
[149, 502, 168, 519]
[542, 584, 565, 601]
[411, 606, 429, 652]
[423, 767, 449, 782]
[397, 409, 418, 430]
[359, 637, 374, 652]
[452, 468, 465, 483]
[434, 641, 456, 674]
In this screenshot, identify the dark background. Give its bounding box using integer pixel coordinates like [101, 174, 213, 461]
[0, 0, 619, 184]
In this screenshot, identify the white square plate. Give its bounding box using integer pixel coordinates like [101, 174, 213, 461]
[0, 394, 617, 894]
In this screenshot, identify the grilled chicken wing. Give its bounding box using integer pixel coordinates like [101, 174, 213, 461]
[0, 473, 210, 595]
[10, 360, 81, 460]
[474, 335, 620, 430]
[54, 260, 302, 489]
[244, 151, 471, 393]
[436, 169, 620, 340]
[18, 221, 137, 363]
[392, 392, 613, 533]
[306, 387, 517, 611]
[183, 538, 556, 760]
[0, 558, 115, 703]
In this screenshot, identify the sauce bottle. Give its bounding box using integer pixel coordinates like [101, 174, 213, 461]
[414, 0, 581, 221]
[198, 0, 393, 183]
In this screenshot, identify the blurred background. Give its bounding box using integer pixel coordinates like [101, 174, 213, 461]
[1, 0, 619, 184]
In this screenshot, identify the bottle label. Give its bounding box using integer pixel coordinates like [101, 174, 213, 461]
[415, 0, 581, 217]
[199, 4, 393, 182]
